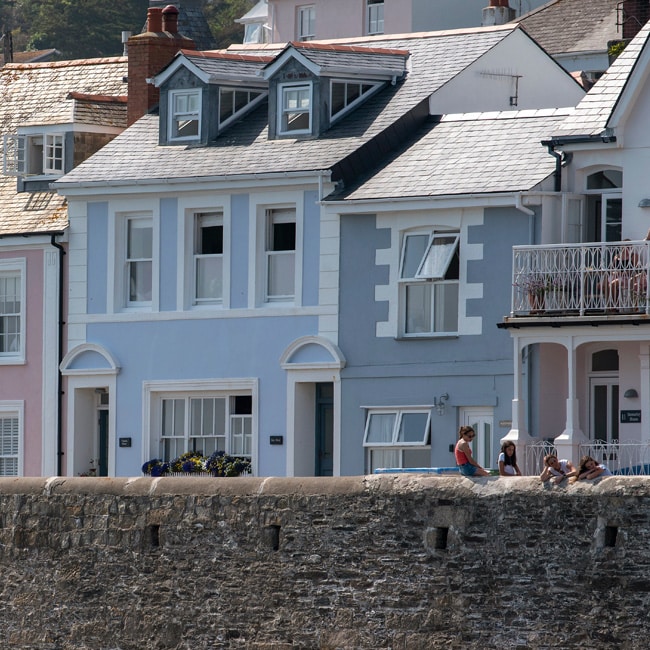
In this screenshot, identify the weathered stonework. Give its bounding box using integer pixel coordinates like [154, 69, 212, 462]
[0, 475, 649, 649]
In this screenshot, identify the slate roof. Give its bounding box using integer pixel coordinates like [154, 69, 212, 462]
[516, 0, 620, 57]
[0, 48, 60, 66]
[0, 57, 128, 235]
[548, 20, 650, 139]
[180, 50, 273, 82]
[57, 25, 521, 188]
[334, 109, 572, 201]
[279, 42, 410, 77]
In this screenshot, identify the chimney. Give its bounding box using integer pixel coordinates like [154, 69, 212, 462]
[482, 0, 515, 26]
[162, 4, 179, 34]
[126, 5, 196, 127]
[622, 0, 650, 40]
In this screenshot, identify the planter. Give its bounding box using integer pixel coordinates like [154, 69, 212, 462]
[528, 291, 545, 314]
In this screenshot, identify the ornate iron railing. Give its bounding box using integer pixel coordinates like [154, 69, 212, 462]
[511, 240, 650, 316]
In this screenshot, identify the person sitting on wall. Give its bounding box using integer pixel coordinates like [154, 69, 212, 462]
[498, 441, 522, 477]
[577, 455, 612, 480]
[539, 454, 576, 484]
[455, 426, 490, 477]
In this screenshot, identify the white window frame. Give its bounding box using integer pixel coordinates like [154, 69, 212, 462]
[219, 87, 266, 129]
[329, 79, 382, 122]
[143, 379, 258, 474]
[0, 258, 26, 364]
[278, 82, 312, 135]
[193, 211, 224, 305]
[2, 132, 64, 177]
[124, 214, 153, 308]
[367, 0, 384, 35]
[363, 407, 431, 473]
[399, 230, 460, 337]
[265, 207, 296, 303]
[0, 401, 23, 476]
[297, 5, 315, 41]
[168, 88, 202, 142]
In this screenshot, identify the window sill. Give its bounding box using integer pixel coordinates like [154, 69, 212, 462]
[396, 333, 459, 341]
[0, 356, 26, 366]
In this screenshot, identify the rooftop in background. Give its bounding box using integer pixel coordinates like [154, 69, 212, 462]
[0, 48, 60, 67]
[0, 57, 128, 236]
[144, 0, 216, 51]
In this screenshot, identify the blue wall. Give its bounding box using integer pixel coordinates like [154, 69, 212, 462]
[337, 207, 533, 472]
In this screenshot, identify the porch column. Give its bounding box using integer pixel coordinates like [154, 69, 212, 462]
[640, 347, 650, 444]
[504, 338, 533, 446]
[554, 337, 587, 464]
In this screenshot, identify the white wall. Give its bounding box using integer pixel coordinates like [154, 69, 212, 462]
[429, 29, 585, 115]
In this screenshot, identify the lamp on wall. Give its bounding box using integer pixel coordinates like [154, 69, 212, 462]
[433, 393, 449, 416]
[638, 199, 650, 208]
[624, 388, 639, 398]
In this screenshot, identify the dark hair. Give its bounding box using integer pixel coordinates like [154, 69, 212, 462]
[543, 454, 558, 467]
[500, 441, 517, 466]
[578, 455, 598, 475]
[458, 425, 474, 439]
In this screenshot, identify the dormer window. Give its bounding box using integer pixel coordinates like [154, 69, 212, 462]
[331, 80, 382, 121]
[3, 133, 64, 177]
[367, 0, 384, 35]
[219, 88, 265, 128]
[279, 83, 312, 135]
[297, 5, 315, 41]
[169, 89, 202, 142]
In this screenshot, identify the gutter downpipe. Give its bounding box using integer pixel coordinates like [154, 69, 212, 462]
[50, 234, 66, 476]
[546, 143, 563, 193]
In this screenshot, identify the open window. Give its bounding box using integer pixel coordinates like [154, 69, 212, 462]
[169, 89, 202, 142]
[194, 212, 223, 305]
[219, 87, 265, 128]
[265, 208, 296, 302]
[400, 231, 460, 335]
[363, 408, 431, 473]
[3, 133, 64, 177]
[278, 83, 312, 135]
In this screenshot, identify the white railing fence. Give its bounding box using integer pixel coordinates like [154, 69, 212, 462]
[512, 240, 650, 315]
[524, 439, 650, 476]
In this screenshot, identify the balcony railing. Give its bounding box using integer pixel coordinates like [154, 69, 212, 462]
[511, 240, 650, 316]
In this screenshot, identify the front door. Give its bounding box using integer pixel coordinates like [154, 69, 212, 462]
[315, 383, 333, 476]
[460, 407, 494, 469]
[590, 377, 619, 443]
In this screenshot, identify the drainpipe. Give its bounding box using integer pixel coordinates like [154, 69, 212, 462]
[546, 143, 563, 192]
[50, 234, 66, 476]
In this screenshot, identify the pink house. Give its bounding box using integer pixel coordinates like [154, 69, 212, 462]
[0, 57, 127, 476]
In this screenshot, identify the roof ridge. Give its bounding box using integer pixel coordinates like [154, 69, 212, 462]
[5, 56, 127, 70]
[67, 92, 128, 104]
[289, 41, 410, 56]
[182, 49, 274, 63]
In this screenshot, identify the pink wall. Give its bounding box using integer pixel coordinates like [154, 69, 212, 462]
[269, 0, 412, 42]
[0, 249, 45, 475]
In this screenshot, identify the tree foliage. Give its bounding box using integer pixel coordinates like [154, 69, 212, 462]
[3, 0, 254, 60]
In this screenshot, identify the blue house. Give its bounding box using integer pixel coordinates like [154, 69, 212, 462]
[54, 14, 583, 477]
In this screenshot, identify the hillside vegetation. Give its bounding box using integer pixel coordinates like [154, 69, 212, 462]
[0, 0, 253, 60]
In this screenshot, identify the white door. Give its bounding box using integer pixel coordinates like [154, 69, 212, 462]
[460, 407, 494, 469]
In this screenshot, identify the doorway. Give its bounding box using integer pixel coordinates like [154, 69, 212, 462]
[460, 407, 494, 469]
[315, 382, 333, 476]
[590, 377, 619, 443]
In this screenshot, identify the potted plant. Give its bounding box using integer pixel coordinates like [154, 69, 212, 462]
[514, 272, 549, 313]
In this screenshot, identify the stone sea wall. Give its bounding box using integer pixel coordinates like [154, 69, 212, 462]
[0, 475, 649, 649]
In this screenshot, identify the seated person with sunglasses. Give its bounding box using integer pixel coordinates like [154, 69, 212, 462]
[455, 426, 490, 477]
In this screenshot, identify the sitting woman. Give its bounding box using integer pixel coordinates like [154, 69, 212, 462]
[498, 441, 522, 477]
[577, 455, 613, 480]
[454, 426, 490, 477]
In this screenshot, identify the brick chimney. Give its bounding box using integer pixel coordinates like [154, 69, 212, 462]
[127, 5, 196, 126]
[622, 0, 650, 40]
[482, 0, 515, 26]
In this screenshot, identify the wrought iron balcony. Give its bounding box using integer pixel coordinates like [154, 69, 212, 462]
[510, 241, 650, 317]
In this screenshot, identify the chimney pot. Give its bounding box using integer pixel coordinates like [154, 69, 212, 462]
[489, 0, 499, 5]
[162, 5, 180, 34]
[499, 0, 510, 6]
[146, 7, 163, 33]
